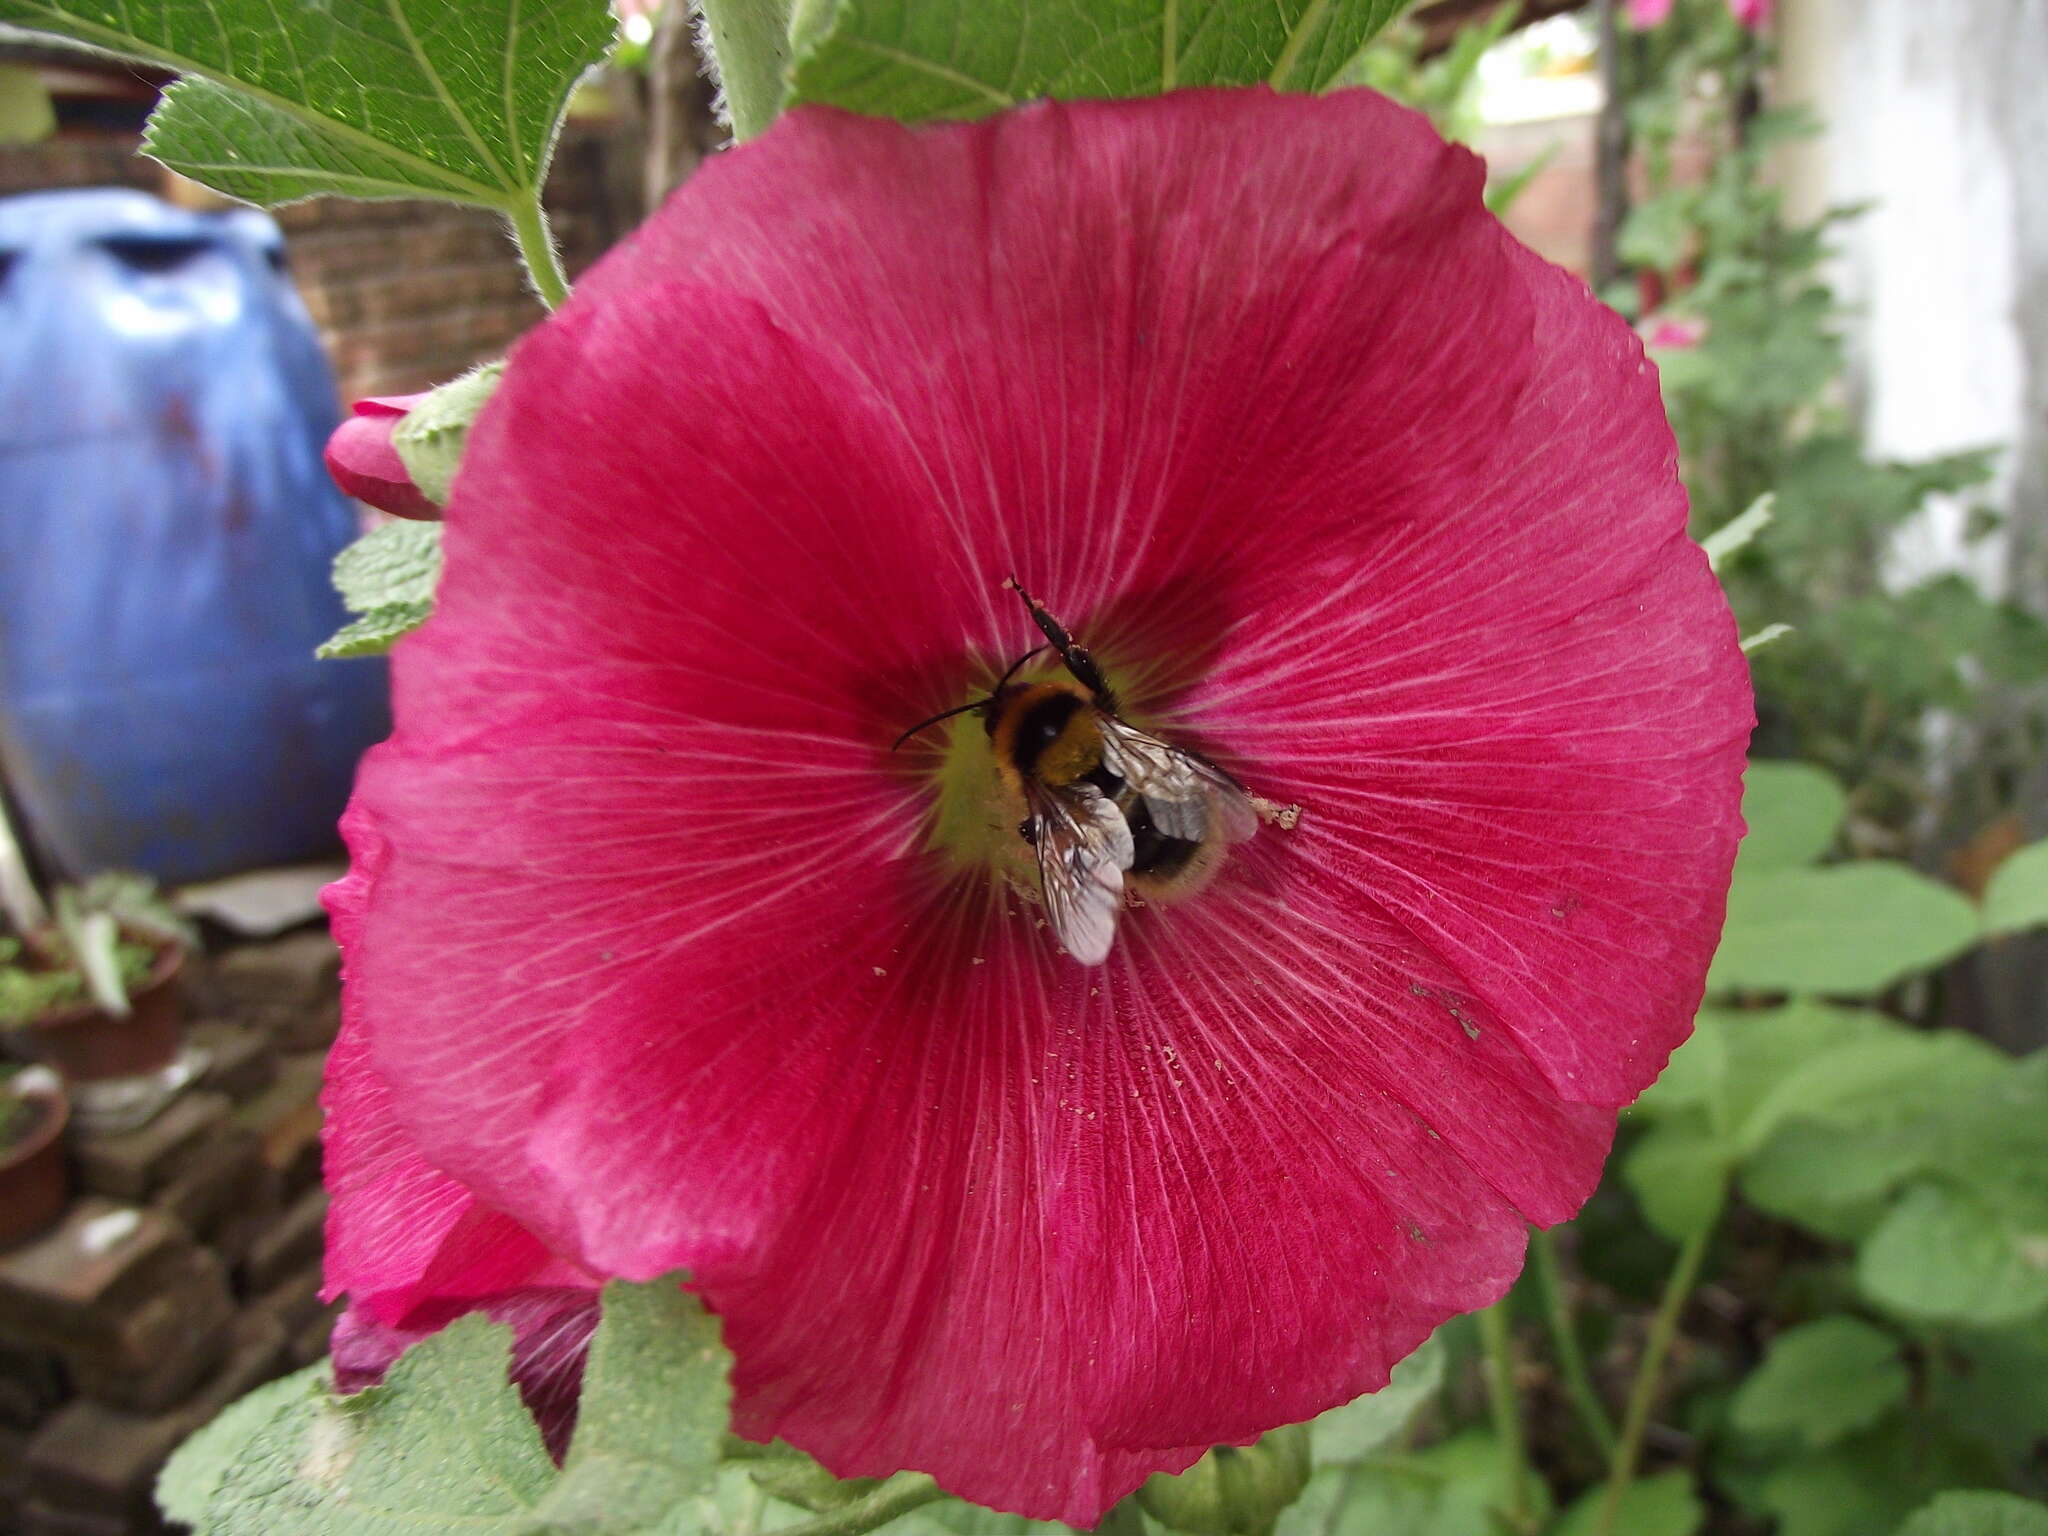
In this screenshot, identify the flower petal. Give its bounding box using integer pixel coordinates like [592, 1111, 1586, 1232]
[333, 90, 1750, 1521]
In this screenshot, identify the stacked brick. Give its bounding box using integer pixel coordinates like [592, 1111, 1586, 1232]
[0, 934, 342, 1536]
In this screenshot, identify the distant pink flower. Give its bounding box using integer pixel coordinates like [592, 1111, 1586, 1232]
[322, 89, 1750, 1522]
[1728, 0, 1774, 28]
[1645, 315, 1708, 350]
[323, 393, 441, 520]
[1629, 0, 1674, 26]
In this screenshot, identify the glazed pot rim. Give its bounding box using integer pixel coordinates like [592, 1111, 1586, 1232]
[0, 1079, 70, 1170]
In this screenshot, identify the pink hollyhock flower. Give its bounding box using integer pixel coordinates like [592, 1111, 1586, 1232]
[323, 393, 442, 520]
[1629, 0, 1674, 26]
[1727, 0, 1774, 29]
[1645, 315, 1708, 350]
[323, 88, 1751, 1521]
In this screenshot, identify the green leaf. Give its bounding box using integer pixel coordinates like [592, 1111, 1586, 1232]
[157, 1317, 557, 1534]
[1709, 863, 1978, 996]
[1309, 1331, 1446, 1463]
[1550, 1471, 1703, 1536]
[1276, 1429, 1550, 1536]
[1727, 1318, 1908, 1447]
[1897, 1492, 2048, 1536]
[1733, 760, 1846, 873]
[531, 1278, 730, 1531]
[320, 521, 443, 659]
[789, 0, 1407, 123]
[699, 0, 798, 139]
[392, 363, 505, 507]
[1985, 840, 2048, 935]
[1857, 1183, 2048, 1328]
[1622, 1118, 1730, 1241]
[0, 61, 56, 143]
[0, 0, 613, 210]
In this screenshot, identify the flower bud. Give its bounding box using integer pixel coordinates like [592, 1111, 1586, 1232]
[1135, 1426, 1313, 1536]
[324, 391, 439, 519]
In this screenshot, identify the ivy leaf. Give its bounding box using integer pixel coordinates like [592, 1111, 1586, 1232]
[1708, 863, 1978, 996]
[1727, 1317, 1909, 1448]
[789, 0, 1407, 123]
[529, 1278, 730, 1531]
[1897, 1492, 2048, 1536]
[0, 0, 613, 210]
[156, 1317, 557, 1534]
[319, 521, 443, 659]
[1985, 839, 2048, 936]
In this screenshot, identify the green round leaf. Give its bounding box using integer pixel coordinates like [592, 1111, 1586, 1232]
[1896, 1490, 2048, 1536]
[1857, 1184, 2048, 1328]
[1728, 1317, 1908, 1447]
[1551, 1472, 1703, 1536]
[1985, 840, 2048, 936]
[1709, 864, 1979, 997]
[1735, 761, 1847, 873]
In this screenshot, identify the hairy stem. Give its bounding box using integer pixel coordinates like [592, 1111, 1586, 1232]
[1594, 1219, 1714, 1536]
[1477, 1301, 1535, 1535]
[507, 192, 569, 308]
[769, 1474, 945, 1536]
[695, 0, 795, 140]
[1531, 1228, 1619, 1457]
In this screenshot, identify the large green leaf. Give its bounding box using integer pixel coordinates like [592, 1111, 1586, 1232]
[1733, 760, 1846, 874]
[157, 1318, 557, 1534]
[1727, 1317, 1908, 1447]
[788, 0, 1407, 122]
[0, 0, 613, 209]
[1985, 839, 2048, 936]
[1550, 1472, 1703, 1536]
[533, 1278, 730, 1530]
[1275, 1430, 1551, 1536]
[1622, 1117, 1729, 1241]
[1896, 1491, 2048, 1536]
[1709, 863, 1978, 996]
[1857, 1183, 2048, 1328]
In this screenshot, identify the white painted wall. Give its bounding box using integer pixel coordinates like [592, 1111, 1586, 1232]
[1777, 0, 2046, 594]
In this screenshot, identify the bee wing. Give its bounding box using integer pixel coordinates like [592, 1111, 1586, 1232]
[1096, 716, 1259, 844]
[1029, 781, 1135, 965]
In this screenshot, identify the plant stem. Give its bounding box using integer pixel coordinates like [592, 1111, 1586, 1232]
[1530, 1229, 1619, 1457]
[695, 0, 795, 140]
[1593, 1219, 1714, 1536]
[507, 192, 569, 308]
[768, 1474, 944, 1536]
[1477, 1300, 1535, 1535]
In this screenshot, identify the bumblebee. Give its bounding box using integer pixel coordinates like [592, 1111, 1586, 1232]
[896, 580, 1258, 964]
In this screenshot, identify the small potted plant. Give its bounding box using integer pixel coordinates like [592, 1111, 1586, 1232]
[1, 874, 197, 1113]
[0, 1064, 70, 1247]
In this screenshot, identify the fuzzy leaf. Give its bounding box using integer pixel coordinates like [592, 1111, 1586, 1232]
[789, 0, 1408, 122]
[320, 521, 443, 657]
[1985, 840, 2048, 936]
[1728, 1317, 1909, 1447]
[1897, 1492, 2048, 1536]
[531, 1278, 730, 1530]
[156, 1318, 557, 1534]
[1709, 863, 1978, 996]
[0, 0, 613, 209]
[392, 363, 505, 507]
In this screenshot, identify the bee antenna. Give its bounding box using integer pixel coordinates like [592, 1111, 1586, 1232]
[891, 697, 989, 752]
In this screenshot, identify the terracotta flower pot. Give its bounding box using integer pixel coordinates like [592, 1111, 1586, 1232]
[28, 944, 185, 1082]
[0, 1076, 71, 1248]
